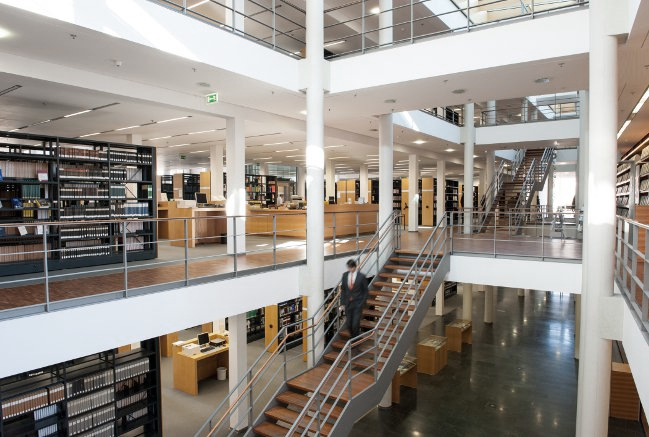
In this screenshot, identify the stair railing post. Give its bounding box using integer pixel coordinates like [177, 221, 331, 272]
[233, 216, 238, 276]
[184, 218, 189, 285]
[122, 222, 128, 297]
[542, 212, 545, 259]
[493, 214, 497, 257]
[347, 346, 353, 400]
[247, 370, 253, 429]
[42, 226, 50, 311]
[356, 212, 360, 252]
[283, 338, 288, 381]
[373, 330, 378, 381]
[273, 214, 277, 269]
[333, 213, 337, 256]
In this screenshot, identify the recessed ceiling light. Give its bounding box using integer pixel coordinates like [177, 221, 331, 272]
[115, 125, 140, 131]
[285, 154, 305, 158]
[169, 144, 190, 148]
[617, 120, 632, 139]
[262, 141, 290, 146]
[413, 140, 426, 145]
[188, 129, 217, 135]
[0, 27, 10, 38]
[329, 156, 350, 159]
[632, 86, 649, 114]
[63, 109, 92, 118]
[534, 77, 551, 84]
[300, 110, 307, 115]
[370, 6, 380, 14]
[148, 136, 172, 141]
[445, 148, 455, 152]
[276, 148, 299, 153]
[197, 81, 211, 88]
[384, 99, 396, 104]
[452, 89, 466, 94]
[79, 132, 102, 138]
[255, 157, 273, 160]
[325, 145, 345, 149]
[189, 150, 207, 154]
[473, 155, 478, 158]
[157, 116, 191, 124]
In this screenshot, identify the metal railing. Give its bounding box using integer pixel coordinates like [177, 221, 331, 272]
[420, 106, 464, 126]
[0, 210, 383, 321]
[281, 213, 448, 436]
[480, 99, 580, 126]
[195, 211, 402, 436]
[149, 0, 588, 59]
[614, 216, 649, 338]
[477, 160, 507, 232]
[450, 210, 582, 260]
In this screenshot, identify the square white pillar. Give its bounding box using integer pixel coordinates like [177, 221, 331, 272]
[226, 118, 246, 254]
[210, 144, 224, 200]
[408, 154, 419, 232]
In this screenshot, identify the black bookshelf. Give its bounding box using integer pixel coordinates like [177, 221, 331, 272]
[246, 174, 277, 206]
[246, 308, 265, 343]
[182, 174, 200, 200]
[0, 339, 162, 437]
[392, 179, 402, 213]
[0, 131, 157, 277]
[160, 175, 173, 200]
[370, 179, 379, 204]
[278, 297, 303, 350]
[432, 281, 458, 306]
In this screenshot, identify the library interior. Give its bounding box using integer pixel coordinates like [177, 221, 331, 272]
[0, 1, 648, 437]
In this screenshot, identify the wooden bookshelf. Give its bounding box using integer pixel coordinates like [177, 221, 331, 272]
[0, 131, 157, 276]
[0, 339, 162, 437]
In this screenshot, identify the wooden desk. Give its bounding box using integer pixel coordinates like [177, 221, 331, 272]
[166, 207, 227, 248]
[445, 320, 472, 353]
[417, 335, 448, 375]
[172, 333, 229, 395]
[391, 357, 417, 404]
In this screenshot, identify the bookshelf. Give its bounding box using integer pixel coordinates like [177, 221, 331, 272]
[461, 185, 479, 209]
[0, 131, 157, 276]
[392, 179, 402, 215]
[264, 297, 305, 352]
[246, 174, 277, 206]
[445, 180, 460, 215]
[159, 175, 173, 200]
[370, 179, 379, 204]
[172, 173, 200, 201]
[0, 339, 162, 437]
[246, 308, 265, 343]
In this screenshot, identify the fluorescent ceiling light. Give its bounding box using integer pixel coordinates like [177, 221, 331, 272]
[255, 157, 273, 160]
[413, 140, 426, 145]
[0, 27, 10, 38]
[157, 116, 190, 124]
[299, 110, 307, 115]
[189, 129, 217, 135]
[262, 141, 290, 146]
[276, 148, 299, 153]
[266, 161, 281, 164]
[324, 40, 345, 48]
[398, 159, 409, 163]
[169, 144, 190, 148]
[148, 136, 172, 141]
[329, 156, 349, 159]
[63, 109, 92, 118]
[632, 87, 649, 114]
[325, 145, 345, 149]
[285, 154, 305, 158]
[115, 125, 140, 131]
[294, 159, 306, 162]
[189, 150, 207, 154]
[79, 132, 102, 138]
[445, 148, 455, 152]
[188, 0, 209, 8]
[617, 120, 631, 139]
[370, 6, 380, 14]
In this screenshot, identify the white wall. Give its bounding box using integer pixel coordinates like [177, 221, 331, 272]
[621, 297, 649, 412]
[476, 119, 580, 145]
[393, 111, 462, 144]
[448, 255, 582, 293]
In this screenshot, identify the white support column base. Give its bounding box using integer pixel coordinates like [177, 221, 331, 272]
[484, 286, 494, 324]
[435, 284, 444, 316]
[379, 383, 392, 408]
[462, 283, 473, 321]
[228, 313, 248, 430]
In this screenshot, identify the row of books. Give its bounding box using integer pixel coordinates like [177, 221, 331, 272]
[0, 160, 47, 179]
[21, 184, 42, 199]
[67, 387, 114, 418]
[60, 244, 112, 260]
[59, 147, 152, 166]
[37, 423, 59, 437]
[59, 166, 128, 181]
[0, 243, 46, 263]
[124, 237, 145, 252]
[67, 370, 114, 398]
[115, 358, 150, 382]
[61, 225, 110, 240]
[113, 203, 150, 218]
[116, 391, 147, 410]
[33, 404, 58, 421]
[76, 422, 114, 437]
[69, 405, 115, 436]
[60, 185, 111, 199]
[1, 383, 63, 419]
[60, 206, 111, 220]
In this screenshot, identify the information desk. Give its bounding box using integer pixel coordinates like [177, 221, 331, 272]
[246, 204, 379, 239]
[172, 333, 229, 395]
[391, 356, 417, 404]
[445, 320, 472, 353]
[161, 203, 227, 248]
[417, 335, 448, 375]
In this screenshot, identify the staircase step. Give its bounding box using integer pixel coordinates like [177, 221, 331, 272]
[253, 421, 293, 437]
[361, 318, 408, 331]
[264, 406, 333, 436]
[378, 272, 431, 280]
[331, 339, 396, 353]
[276, 391, 343, 420]
[389, 256, 439, 265]
[395, 249, 422, 256]
[323, 351, 379, 370]
[367, 298, 414, 310]
[369, 289, 397, 298]
[374, 280, 428, 289]
[287, 364, 374, 403]
[362, 308, 385, 317]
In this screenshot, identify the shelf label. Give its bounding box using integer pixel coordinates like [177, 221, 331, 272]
[205, 93, 219, 104]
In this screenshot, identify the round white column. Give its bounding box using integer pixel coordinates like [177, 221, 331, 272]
[463, 103, 475, 234]
[408, 154, 419, 232]
[436, 160, 446, 224]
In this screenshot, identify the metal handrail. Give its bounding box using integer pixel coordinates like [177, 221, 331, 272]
[286, 214, 448, 436]
[480, 100, 580, 126]
[477, 160, 507, 231]
[196, 211, 401, 437]
[511, 158, 537, 229]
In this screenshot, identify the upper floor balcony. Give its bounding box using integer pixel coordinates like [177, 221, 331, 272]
[149, 0, 589, 59]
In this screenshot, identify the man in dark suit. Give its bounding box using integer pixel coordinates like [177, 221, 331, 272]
[341, 259, 369, 338]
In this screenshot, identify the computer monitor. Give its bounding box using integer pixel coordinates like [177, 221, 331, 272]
[195, 192, 208, 204]
[197, 332, 210, 347]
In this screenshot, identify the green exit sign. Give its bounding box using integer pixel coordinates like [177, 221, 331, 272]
[205, 93, 219, 104]
[180, 155, 186, 160]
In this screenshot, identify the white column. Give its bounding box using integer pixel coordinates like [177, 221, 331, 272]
[547, 164, 554, 212]
[379, 114, 394, 267]
[296, 166, 306, 199]
[379, 383, 392, 408]
[126, 134, 142, 145]
[359, 164, 369, 202]
[485, 150, 495, 192]
[463, 103, 475, 234]
[484, 286, 494, 324]
[305, 0, 325, 367]
[576, 1, 616, 435]
[225, 0, 245, 34]
[228, 312, 248, 429]
[462, 283, 472, 321]
[408, 154, 419, 232]
[325, 158, 335, 202]
[226, 118, 246, 254]
[435, 284, 444, 316]
[577, 90, 589, 210]
[210, 144, 224, 200]
[436, 160, 446, 224]
[378, 0, 393, 46]
[486, 100, 496, 125]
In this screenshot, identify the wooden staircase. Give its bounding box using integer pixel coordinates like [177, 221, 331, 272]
[253, 250, 437, 436]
